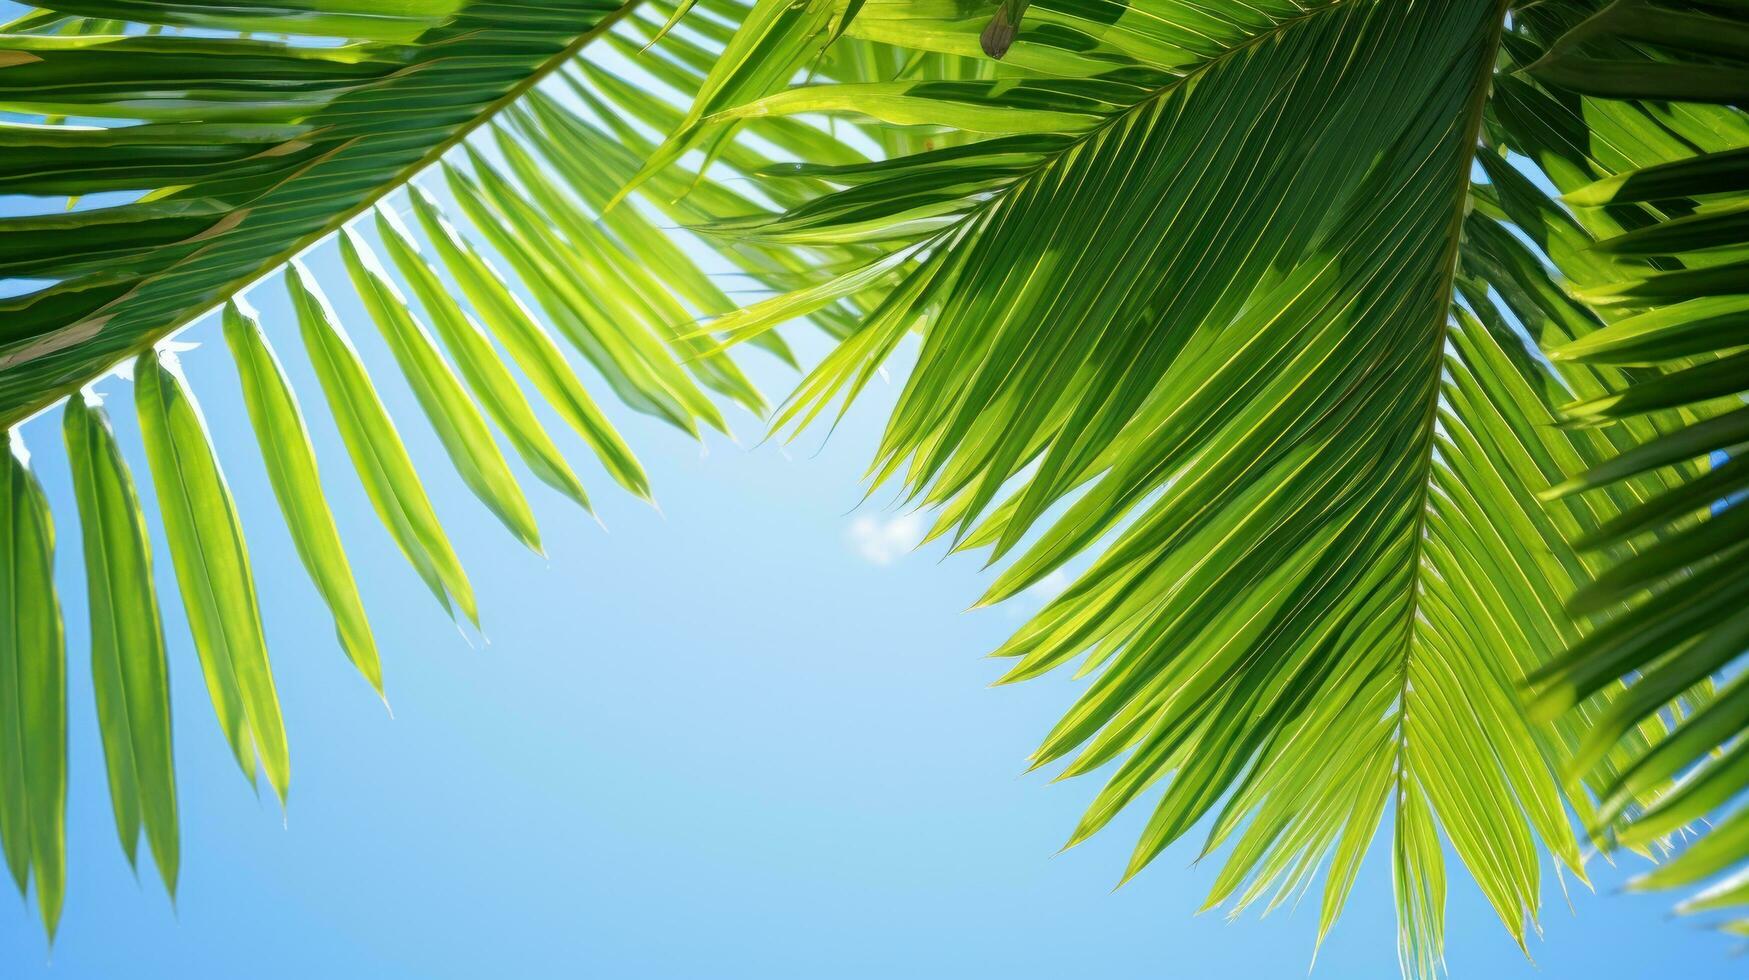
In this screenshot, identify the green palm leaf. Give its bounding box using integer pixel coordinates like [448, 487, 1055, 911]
[374, 207, 594, 516]
[223, 301, 383, 698]
[285, 260, 480, 628]
[0, 0, 629, 421]
[0, 0, 878, 930]
[647, 0, 1740, 971]
[338, 228, 545, 554]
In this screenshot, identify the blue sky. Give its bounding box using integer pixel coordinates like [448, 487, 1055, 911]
[0, 212, 1736, 976]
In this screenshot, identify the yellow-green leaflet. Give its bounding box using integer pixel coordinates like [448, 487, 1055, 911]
[0, 432, 66, 940]
[372, 206, 591, 513]
[286, 261, 478, 628]
[487, 129, 766, 416]
[286, 260, 479, 623]
[62, 395, 178, 895]
[439, 161, 696, 434]
[222, 301, 383, 696]
[338, 228, 543, 554]
[461, 151, 730, 437]
[134, 349, 289, 803]
[404, 185, 650, 501]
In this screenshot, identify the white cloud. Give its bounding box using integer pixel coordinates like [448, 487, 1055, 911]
[1026, 568, 1071, 602]
[1004, 568, 1072, 618]
[846, 511, 927, 566]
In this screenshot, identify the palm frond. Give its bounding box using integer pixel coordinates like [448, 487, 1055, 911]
[223, 301, 382, 696]
[648, 0, 1742, 971]
[134, 346, 289, 801]
[0, 0, 887, 930]
[1515, 0, 1749, 937]
[1, 0, 604, 417]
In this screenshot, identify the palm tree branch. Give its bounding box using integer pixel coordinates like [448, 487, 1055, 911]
[0, 0, 640, 427]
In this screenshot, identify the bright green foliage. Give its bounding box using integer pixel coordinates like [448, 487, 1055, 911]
[223, 301, 384, 697]
[339, 229, 545, 555]
[287, 263, 480, 628]
[135, 349, 290, 803]
[403, 185, 650, 502]
[9, 0, 465, 41]
[374, 208, 594, 516]
[63, 395, 179, 893]
[0, 433, 66, 940]
[0, 0, 626, 426]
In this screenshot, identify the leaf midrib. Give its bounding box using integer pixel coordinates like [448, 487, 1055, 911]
[1390, 0, 1514, 824]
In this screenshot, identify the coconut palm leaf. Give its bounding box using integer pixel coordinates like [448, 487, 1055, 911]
[0, 0, 896, 931]
[646, 0, 1742, 971]
[63, 394, 178, 896]
[1516, 0, 1749, 938]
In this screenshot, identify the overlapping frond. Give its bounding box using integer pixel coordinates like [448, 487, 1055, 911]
[1511, 0, 1749, 938]
[0, 0, 893, 931]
